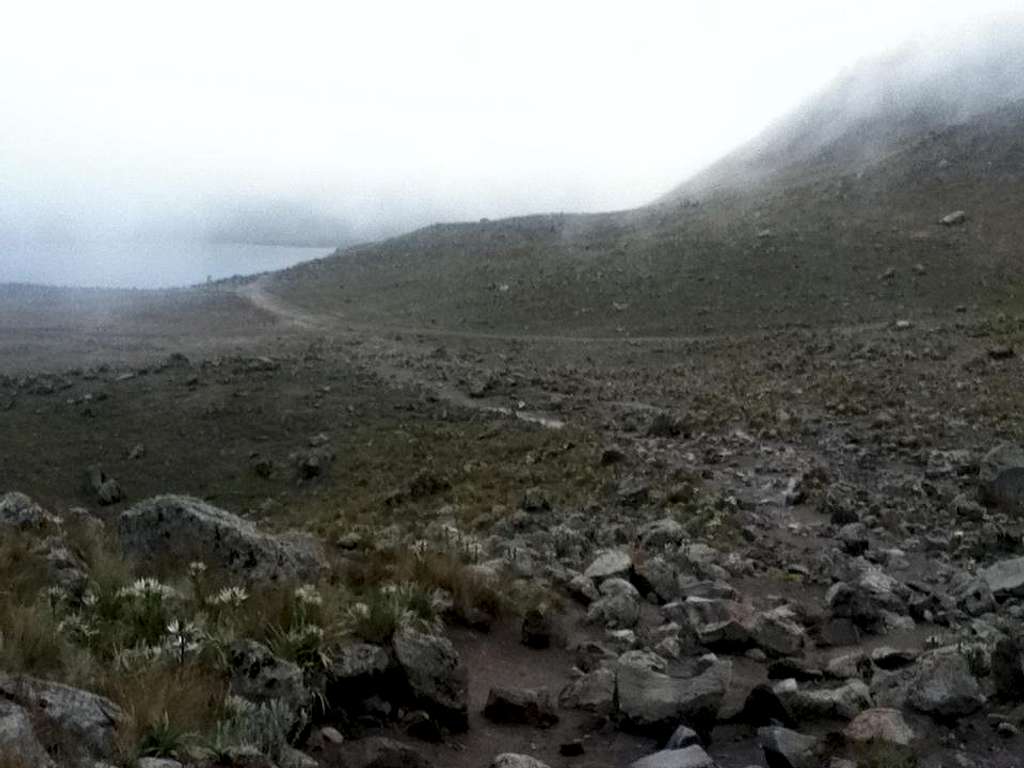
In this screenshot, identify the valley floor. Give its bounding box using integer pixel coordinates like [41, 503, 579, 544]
[2, 278, 1024, 768]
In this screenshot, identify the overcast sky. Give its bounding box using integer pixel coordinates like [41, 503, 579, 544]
[1, 0, 1022, 243]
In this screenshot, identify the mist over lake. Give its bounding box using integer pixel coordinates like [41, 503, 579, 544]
[0, 240, 329, 289]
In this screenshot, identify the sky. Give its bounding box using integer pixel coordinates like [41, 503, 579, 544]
[1, 0, 1022, 252]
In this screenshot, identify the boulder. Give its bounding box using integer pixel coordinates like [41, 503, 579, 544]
[616, 653, 730, 738]
[629, 745, 717, 768]
[844, 707, 915, 746]
[750, 606, 806, 657]
[118, 495, 325, 583]
[0, 674, 122, 759]
[584, 549, 632, 581]
[980, 443, 1024, 495]
[907, 649, 984, 719]
[758, 726, 819, 768]
[228, 640, 309, 718]
[483, 687, 558, 728]
[337, 737, 433, 768]
[0, 700, 56, 767]
[491, 755, 551, 768]
[986, 468, 1024, 512]
[981, 556, 1024, 599]
[587, 591, 640, 628]
[0, 492, 57, 529]
[392, 625, 468, 732]
[558, 667, 615, 715]
[778, 679, 872, 721]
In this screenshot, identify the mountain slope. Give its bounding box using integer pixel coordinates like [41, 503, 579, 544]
[268, 28, 1024, 337]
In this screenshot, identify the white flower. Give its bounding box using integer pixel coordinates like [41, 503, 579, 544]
[209, 586, 249, 608]
[294, 584, 323, 607]
[117, 577, 178, 602]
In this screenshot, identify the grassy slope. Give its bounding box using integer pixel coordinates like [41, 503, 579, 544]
[269, 99, 1024, 337]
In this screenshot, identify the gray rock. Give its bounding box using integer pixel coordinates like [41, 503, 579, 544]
[908, 649, 984, 718]
[84, 465, 124, 506]
[634, 556, 681, 604]
[558, 667, 615, 715]
[491, 755, 551, 768]
[955, 578, 996, 616]
[982, 556, 1024, 598]
[758, 726, 819, 768]
[587, 591, 640, 628]
[228, 640, 309, 718]
[629, 745, 717, 768]
[584, 549, 632, 581]
[778, 679, 872, 720]
[279, 746, 319, 768]
[844, 707, 915, 746]
[483, 687, 558, 727]
[665, 725, 701, 750]
[987, 468, 1024, 512]
[980, 443, 1024, 494]
[118, 495, 326, 583]
[0, 700, 56, 767]
[0, 674, 122, 759]
[616, 653, 730, 737]
[750, 606, 806, 657]
[339, 737, 432, 768]
[392, 625, 468, 732]
[939, 210, 967, 226]
[0, 492, 56, 529]
[639, 518, 686, 550]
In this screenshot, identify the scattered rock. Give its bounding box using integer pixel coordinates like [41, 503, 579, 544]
[616, 652, 730, 738]
[392, 625, 469, 732]
[908, 649, 984, 719]
[483, 687, 559, 728]
[844, 707, 915, 746]
[228, 640, 309, 720]
[629, 745, 717, 768]
[939, 210, 967, 226]
[758, 726, 819, 768]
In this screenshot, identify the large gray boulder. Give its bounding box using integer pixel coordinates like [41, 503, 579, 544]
[616, 652, 731, 737]
[629, 745, 717, 768]
[758, 726, 818, 768]
[584, 549, 633, 581]
[981, 556, 1024, 599]
[0, 700, 56, 767]
[118, 495, 325, 583]
[326, 643, 394, 715]
[908, 649, 984, 718]
[980, 443, 1024, 497]
[0, 674, 122, 759]
[392, 625, 468, 732]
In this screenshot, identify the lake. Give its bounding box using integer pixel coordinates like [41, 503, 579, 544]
[0, 240, 331, 289]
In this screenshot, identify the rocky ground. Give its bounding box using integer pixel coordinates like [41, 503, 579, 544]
[3, 283, 1024, 768]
